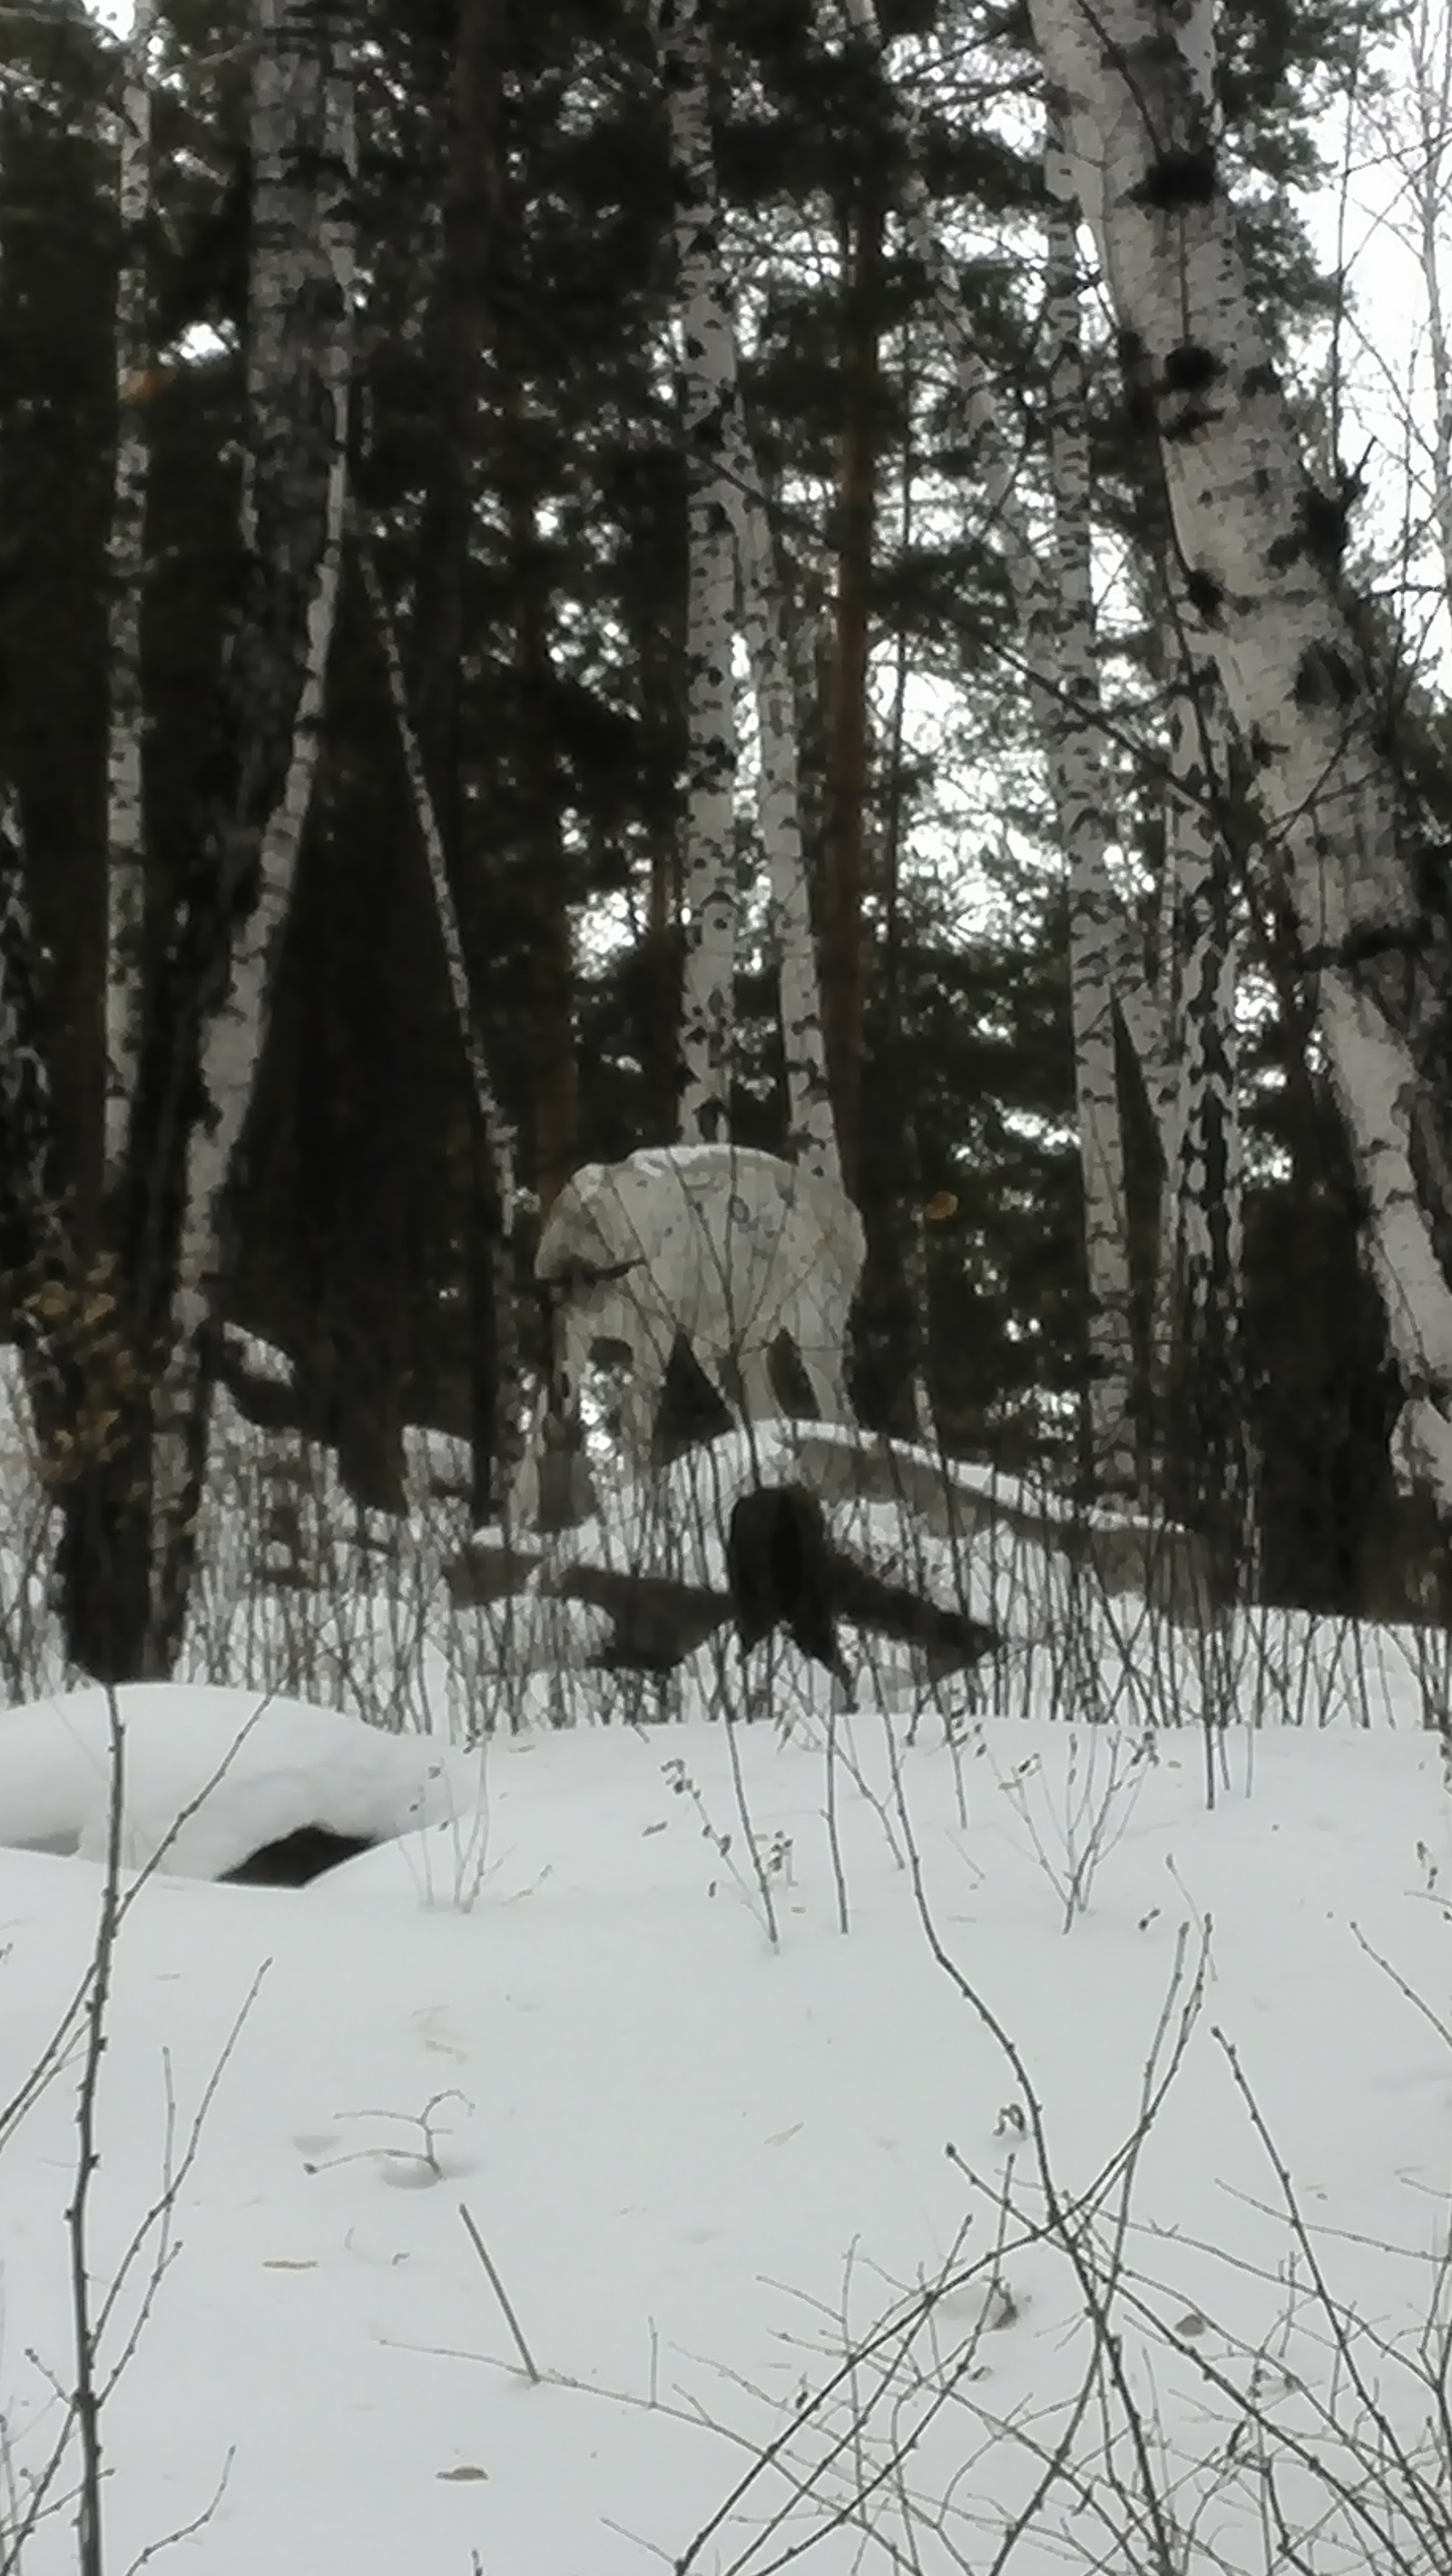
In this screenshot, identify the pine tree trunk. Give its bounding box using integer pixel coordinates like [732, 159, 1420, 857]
[113, 0, 358, 1676]
[103, 0, 157, 1198]
[406, 0, 510, 1510]
[1030, 0, 1452, 1509]
[504, 427, 576, 1216]
[0, 791, 75, 1465]
[820, 177, 884, 1202]
[408, 0, 501, 862]
[357, 538, 522, 1521]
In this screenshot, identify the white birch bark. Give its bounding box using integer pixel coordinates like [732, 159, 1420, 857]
[732, 447, 840, 1184]
[1163, 652, 1242, 1313]
[1028, 0, 1452, 1508]
[653, 0, 739, 1146]
[653, 0, 839, 1183]
[1151, 628, 1246, 1590]
[146, 0, 358, 1658]
[1043, 145, 1138, 1493]
[680, 512, 739, 1147]
[104, 0, 158, 1195]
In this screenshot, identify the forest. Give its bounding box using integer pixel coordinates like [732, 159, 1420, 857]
[3, 0, 1452, 1686]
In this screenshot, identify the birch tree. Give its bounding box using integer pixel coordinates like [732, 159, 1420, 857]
[653, 0, 839, 1183]
[1153, 614, 1246, 1578]
[103, 0, 157, 1197]
[1043, 134, 1140, 1495]
[1028, 0, 1452, 1509]
[655, 0, 740, 1146]
[105, 0, 358, 1674]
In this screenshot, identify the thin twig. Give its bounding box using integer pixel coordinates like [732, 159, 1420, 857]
[457, 2202, 540, 2384]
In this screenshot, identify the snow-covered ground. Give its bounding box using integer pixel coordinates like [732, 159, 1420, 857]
[2, 1676, 1449, 2573]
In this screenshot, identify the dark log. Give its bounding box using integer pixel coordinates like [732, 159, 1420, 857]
[726, 1484, 851, 1686]
[554, 1563, 730, 1670]
[534, 1483, 1002, 1686]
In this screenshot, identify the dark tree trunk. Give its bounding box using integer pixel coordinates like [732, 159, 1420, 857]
[56, 0, 357, 1677]
[819, 176, 884, 1203]
[406, 0, 506, 1518]
[502, 403, 576, 1216]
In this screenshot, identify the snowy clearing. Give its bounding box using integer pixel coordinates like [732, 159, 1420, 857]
[2, 1686, 1449, 2573]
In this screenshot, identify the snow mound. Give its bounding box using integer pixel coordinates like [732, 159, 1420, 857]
[0, 1684, 481, 1881]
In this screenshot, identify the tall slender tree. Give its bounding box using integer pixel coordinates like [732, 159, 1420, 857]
[654, 0, 839, 1182]
[103, 0, 157, 1204]
[1043, 130, 1140, 1495]
[67, 0, 360, 1676]
[1029, 0, 1452, 1509]
[656, 0, 741, 1145]
[819, 157, 886, 1201]
[403, 0, 520, 1515]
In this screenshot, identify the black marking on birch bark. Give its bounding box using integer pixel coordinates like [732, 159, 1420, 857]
[1300, 481, 1357, 570]
[1292, 641, 1359, 710]
[1161, 402, 1222, 445]
[1183, 567, 1223, 622]
[1129, 146, 1219, 211]
[1163, 343, 1221, 394]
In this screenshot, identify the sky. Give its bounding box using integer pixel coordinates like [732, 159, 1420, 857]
[79, 0, 1437, 577]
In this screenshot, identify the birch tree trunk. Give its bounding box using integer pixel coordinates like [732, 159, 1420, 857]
[1028, 0, 1452, 1508]
[1153, 629, 1246, 1588]
[733, 464, 841, 1183]
[654, 0, 739, 1147]
[103, 0, 157, 1200]
[129, 0, 358, 1672]
[653, 0, 839, 1184]
[1043, 143, 1140, 1495]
